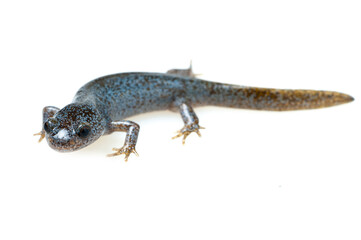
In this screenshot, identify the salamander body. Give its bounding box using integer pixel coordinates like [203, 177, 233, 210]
[35, 65, 354, 160]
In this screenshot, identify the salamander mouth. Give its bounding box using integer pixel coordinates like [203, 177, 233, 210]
[47, 136, 84, 152]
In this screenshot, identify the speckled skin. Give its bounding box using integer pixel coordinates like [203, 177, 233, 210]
[35, 66, 354, 161]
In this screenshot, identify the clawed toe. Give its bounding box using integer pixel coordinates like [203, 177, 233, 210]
[172, 125, 205, 144]
[34, 131, 45, 143]
[107, 146, 138, 161]
[166, 61, 200, 78]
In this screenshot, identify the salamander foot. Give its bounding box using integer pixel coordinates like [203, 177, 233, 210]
[172, 124, 205, 144]
[166, 61, 200, 78]
[107, 145, 139, 162]
[34, 131, 45, 143]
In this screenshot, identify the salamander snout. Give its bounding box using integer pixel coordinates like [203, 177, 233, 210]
[45, 124, 77, 151]
[44, 104, 105, 152]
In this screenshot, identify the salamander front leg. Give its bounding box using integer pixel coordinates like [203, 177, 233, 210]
[34, 106, 60, 142]
[107, 120, 140, 161]
[172, 103, 204, 144]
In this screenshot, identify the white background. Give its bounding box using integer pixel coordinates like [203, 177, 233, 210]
[0, 0, 360, 239]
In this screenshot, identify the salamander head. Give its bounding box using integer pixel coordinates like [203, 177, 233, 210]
[44, 104, 106, 152]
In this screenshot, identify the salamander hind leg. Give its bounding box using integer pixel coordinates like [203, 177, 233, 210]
[107, 120, 140, 161]
[166, 61, 199, 78]
[172, 102, 204, 144]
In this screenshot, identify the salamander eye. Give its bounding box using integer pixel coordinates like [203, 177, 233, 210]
[44, 118, 58, 133]
[77, 124, 91, 138]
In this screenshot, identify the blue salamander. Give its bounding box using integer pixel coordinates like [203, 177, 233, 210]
[35, 65, 354, 161]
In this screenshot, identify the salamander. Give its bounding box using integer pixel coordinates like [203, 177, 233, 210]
[35, 64, 354, 161]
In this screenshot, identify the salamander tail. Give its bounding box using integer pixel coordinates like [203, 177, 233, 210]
[207, 84, 354, 111]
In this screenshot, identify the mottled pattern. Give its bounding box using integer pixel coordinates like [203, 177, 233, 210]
[172, 103, 204, 144]
[74, 72, 354, 117]
[107, 120, 140, 161]
[41, 104, 106, 152]
[36, 66, 354, 160]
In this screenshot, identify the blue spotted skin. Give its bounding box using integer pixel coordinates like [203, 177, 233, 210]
[35, 66, 354, 160]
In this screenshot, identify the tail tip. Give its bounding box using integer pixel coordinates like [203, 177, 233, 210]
[343, 94, 354, 103]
